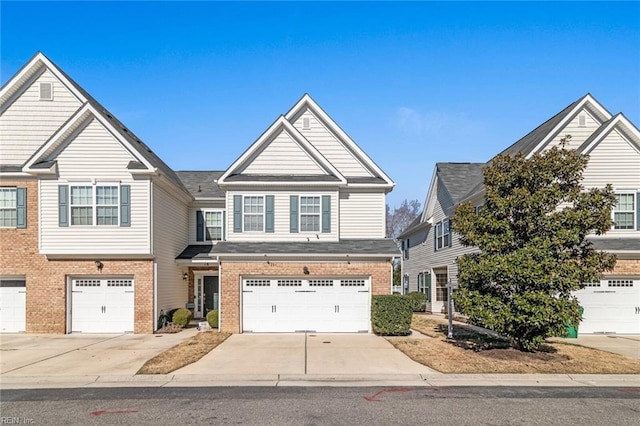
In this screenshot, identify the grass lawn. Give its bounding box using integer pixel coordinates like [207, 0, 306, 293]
[137, 330, 231, 374]
[388, 314, 640, 374]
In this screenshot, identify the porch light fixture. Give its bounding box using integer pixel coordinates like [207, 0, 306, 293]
[94, 260, 103, 272]
[303, 266, 310, 275]
[182, 272, 188, 281]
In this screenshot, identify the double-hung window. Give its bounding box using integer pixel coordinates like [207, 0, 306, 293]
[613, 193, 635, 230]
[70, 185, 119, 226]
[300, 196, 321, 232]
[0, 188, 17, 227]
[205, 211, 223, 241]
[243, 196, 264, 232]
[434, 218, 450, 250]
[70, 186, 94, 225]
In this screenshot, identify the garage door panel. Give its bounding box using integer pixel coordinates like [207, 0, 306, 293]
[0, 282, 26, 333]
[575, 278, 640, 334]
[242, 277, 370, 333]
[71, 278, 134, 333]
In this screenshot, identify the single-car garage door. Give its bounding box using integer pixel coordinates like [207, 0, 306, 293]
[0, 279, 26, 333]
[575, 278, 640, 334]
[71, 277, 134, 333]
[242, 277, 370, 333]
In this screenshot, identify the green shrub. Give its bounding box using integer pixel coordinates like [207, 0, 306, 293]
[405, 292, 427, 312]
[206, 310, 219, 328]
[371, 294, 412, 336]
[172, 308, 193, 328]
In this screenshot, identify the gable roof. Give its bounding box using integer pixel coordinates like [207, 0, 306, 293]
[176, 171, 225, 198]
[218, 115, 347, 186]
[2, 52, 190, 196]
[577, 113, 640, 154]
[498, 93, 612, 159]
[436, 162, 486, 204]
[285, 94, 394, 188]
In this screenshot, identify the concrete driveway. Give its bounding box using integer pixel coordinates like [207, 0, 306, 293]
[551, 334, 640, 359]
[175, 333, 438, 377]
[0, 330, 197, 377]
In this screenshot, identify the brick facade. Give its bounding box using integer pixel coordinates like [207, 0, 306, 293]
[0, 179, 154, 334]
[608, 259, 640, 276]
[218, 260, 393, 333]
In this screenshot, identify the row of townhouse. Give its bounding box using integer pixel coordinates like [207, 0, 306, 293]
[399, 94, 640, 335]
[0, 52, 399, 334]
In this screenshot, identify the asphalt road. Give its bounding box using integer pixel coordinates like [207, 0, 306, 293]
[1, 386, 639, 425]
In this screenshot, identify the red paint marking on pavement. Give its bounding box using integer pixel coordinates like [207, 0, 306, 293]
[619, 388, 640, 394]
[364, 387, 411, 402]
[90, 409, 139, 416]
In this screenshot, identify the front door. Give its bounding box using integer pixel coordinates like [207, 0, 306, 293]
[195, 275, 219, 318]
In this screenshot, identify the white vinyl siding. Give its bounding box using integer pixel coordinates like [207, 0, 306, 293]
[39, 119, 151, 255]
[227, 190, 338, 242]
[0, 69, 82, 165]
[545, 108, 603, 151]
[582, 129, 640, 189]
[292, 109, 373, 177]
[339, 191, 385, 238]
[242, 130, 326, 175]
[153, 184, 189, 315]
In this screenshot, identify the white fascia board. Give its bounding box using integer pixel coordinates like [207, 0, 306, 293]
[219, 115, 346, 184]
[527, 94, 612, 159]
[218, 181, 347, 188]
[421, 165, 440, 222]
[582, 115, 640, 155]
[285, 94, 395, 187]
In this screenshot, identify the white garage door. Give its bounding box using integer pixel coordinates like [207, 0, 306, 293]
[71, 278, 134, 333]
[0, 279, 26, 333]
[575, 278, 640, 334]
[243, 277, 370, 333]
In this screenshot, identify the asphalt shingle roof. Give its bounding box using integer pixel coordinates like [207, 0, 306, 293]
[176, 171, 225, 198]
[177, 239, 400, 260]
[437, 162, 486, 204]
[590, 238, 640, 252]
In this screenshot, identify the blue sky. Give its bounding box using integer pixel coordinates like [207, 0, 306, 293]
[2, 1, 639, 208]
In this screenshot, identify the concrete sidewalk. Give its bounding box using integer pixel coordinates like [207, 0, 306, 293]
[550, 335, 640, 359]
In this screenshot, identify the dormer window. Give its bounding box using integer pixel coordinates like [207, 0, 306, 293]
[39, 82, 53, 101]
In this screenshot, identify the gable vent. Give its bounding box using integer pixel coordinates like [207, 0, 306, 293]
[578, 114, 586, 127]
[302, 117, 311, 130]
[39, 82, 53, 101]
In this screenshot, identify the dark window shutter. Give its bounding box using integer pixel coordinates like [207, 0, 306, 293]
[637, 193, 640, 231]
[265, 195, 274, 233]
[233, 195, 242, 233]
[58, 185, 68, 227]
[290, 195, 298, 233]
[120, 185, 131, 227]
[425, 273, 432, 302]
[321, 195, 331, 233]
[16, 187, 26, 229]
[196, 211, 204, 241]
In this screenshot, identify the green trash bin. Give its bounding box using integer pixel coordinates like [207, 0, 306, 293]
[565, 306, 584, 338]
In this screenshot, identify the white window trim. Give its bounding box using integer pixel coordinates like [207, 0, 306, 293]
[69, 183, 120, 227]
[299, 195, 321, 233]
[612, 191, 636, 231]
[0, 187, 17, 228]
[242, 195, 265, 232]
[435, 218, 450, 251]
[203, 209, 224, 242]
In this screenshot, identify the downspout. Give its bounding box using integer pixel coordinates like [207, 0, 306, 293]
[150, 180, 157, 331]
[217, 256, 221, 333]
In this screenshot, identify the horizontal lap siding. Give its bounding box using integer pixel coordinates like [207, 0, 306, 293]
[293, 110, 373, 177]
[339, 191, 385, 238]
[583, 129, 640, 188]
[242, 130, 325, 175]
[545, 109, 603, 151]
[153, 184, 189, 313]
[226, 190, 338, 242]
[40, 119, 151, 254]
[0, 70, 82, 165]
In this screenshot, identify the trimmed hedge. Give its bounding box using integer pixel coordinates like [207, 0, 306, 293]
[371, 294, 412, 336]
[206, 310, 219, 328]
[405, 291, 427, 312]
[172, 308, 193, 328]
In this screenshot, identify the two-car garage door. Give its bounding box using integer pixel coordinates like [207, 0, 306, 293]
[71, 277, 134, 333]
[242, 277, 370, 333]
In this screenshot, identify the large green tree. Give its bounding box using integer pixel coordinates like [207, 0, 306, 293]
[451, 138, 617, 351]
